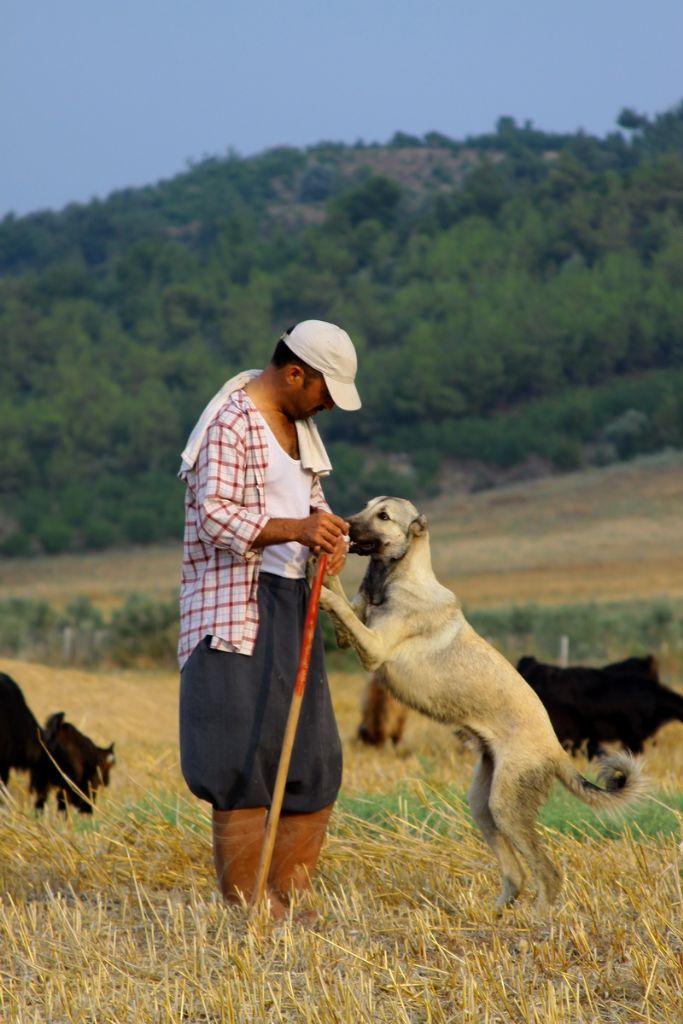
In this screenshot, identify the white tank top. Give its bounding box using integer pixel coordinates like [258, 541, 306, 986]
[257, 413, 313, 578]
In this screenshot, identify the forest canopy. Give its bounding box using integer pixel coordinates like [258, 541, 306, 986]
[2, 103, 683, 554]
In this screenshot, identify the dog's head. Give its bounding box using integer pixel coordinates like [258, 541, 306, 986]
[348, 496, 427, 561]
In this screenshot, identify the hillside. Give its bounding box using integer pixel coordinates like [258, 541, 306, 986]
[2, 104, 683, 555]
[2, 451, 683, 611]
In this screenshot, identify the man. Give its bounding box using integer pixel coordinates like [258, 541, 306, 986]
[178, 319, 361, 918]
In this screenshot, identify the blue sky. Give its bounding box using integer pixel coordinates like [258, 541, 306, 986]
[2, 0, 682, 217]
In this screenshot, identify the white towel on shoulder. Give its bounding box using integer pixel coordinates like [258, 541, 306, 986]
[178, 369, 333, 480]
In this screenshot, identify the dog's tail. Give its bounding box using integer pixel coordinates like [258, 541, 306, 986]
[556, 750, 648, 811]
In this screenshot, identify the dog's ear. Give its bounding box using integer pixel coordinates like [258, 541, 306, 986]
[410, 513, 428, 536]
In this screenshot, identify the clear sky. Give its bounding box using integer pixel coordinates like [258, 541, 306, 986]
[2, 0, 682, 218]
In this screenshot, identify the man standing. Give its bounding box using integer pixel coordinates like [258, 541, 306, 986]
[178, 320, 361, 918]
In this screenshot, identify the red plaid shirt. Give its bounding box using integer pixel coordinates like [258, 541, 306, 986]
[178, 388, 330, 668]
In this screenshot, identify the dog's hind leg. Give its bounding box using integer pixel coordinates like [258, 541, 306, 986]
[468, 752, 527, 911]
[488, 764, 562, 911]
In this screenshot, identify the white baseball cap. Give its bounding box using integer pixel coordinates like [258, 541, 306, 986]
[284, 319, 361, 411]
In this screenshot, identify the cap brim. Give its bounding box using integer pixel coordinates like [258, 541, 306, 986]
[325, 376, 362, 411]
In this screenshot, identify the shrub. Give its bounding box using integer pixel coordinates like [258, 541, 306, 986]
[84, 518, 118, 550]
[0, 598, 58, 657]
[122, 511, 157, 544]
[107, 594, 178, 665]
[59, 596, 104, 630]
[468, 597, 683, 664]
[0, 529, 33, 557]
[37, 520, 72, 554]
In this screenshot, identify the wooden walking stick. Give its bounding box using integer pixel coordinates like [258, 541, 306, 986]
[250, 554, 328, 911]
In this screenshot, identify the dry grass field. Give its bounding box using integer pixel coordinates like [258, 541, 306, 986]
[1, 657, 682, 1023]
[2, 453, 683, 1022]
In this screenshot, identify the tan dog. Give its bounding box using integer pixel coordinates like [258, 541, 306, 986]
[320, 497, 646, 911]
[357, 672, 409, 746]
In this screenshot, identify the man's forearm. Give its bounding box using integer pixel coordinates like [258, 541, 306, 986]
[250, 518, 304, 549]
[251, 509, 349, 555]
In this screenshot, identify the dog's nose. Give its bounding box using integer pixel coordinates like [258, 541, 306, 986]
[348, 519, 363, 539]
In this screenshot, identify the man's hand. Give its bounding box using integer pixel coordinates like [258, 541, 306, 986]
[324, 531, 349, 576]
[297, 510, 349, 557]
[252, 510, 349, 563]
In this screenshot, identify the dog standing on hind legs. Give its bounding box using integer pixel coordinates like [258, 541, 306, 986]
[319, 496, 647, 912]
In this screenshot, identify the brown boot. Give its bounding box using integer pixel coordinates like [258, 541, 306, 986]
[268, 804, 334, 904]
[212, 807, 288, 917]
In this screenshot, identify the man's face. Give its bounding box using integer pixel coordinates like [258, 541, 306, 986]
[291, 371, 334, 419]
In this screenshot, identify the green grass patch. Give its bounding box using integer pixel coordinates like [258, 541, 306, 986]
[337, 785, 471, 841]
[70, 790, 209, 834]
[337, 782, 683, 842]
[538, 781, 683, 840]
